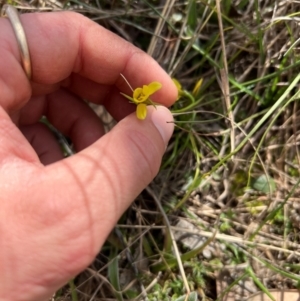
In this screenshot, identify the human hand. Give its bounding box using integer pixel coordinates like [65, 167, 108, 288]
[0, 11, 177, 301]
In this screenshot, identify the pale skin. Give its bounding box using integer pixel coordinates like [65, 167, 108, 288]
[0, 11, 177, 301]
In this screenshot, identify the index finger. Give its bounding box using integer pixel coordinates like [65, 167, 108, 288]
[0, 11, 177, 112]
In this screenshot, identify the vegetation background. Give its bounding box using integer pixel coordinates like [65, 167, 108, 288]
[11, 0, 300, 300]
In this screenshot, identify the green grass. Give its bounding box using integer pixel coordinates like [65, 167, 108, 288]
[20, 0, 300, 300]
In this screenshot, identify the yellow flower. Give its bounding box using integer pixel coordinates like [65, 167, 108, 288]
[121, 81, 162, 120]
[172, 78, 182, 91]
[192, 78, 203, 97]
[136, 103, 147, 120]
[172, 78, 183, 100]
[133, 82, 162, 103]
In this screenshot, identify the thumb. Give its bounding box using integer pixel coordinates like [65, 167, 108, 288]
[47, 105, 174, 251]
[0, 105, 174, 301]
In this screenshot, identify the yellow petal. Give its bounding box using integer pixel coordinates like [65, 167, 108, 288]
[172, 78, 183, 100]
[172, 78, 182, 91]
[147, 82, 162, 95]
[133, 82, 162, 104]
[133, 87, 147, 103]
[136, 103, 147, 120]
[192, 78, 203, 97]
[142, 84, 150, 95]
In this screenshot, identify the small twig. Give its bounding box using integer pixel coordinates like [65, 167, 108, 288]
[147, 0, 176, 57]
[216, 0, 235, 155]
[146, 186, 191, 295]
[120, 73, 134, 91]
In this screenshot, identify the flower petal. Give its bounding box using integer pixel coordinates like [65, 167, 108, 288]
[172, 78, 182, 91]
[172, 78, 183, 100]
[142, 85, 150, 96]
[192, 78, 203, 97]
[147, 82, 162, 95]
[133, 87, 147, 103]
[136, 103, 147, 120]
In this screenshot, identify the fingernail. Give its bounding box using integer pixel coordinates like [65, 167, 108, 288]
[150, 106, 174, 146]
